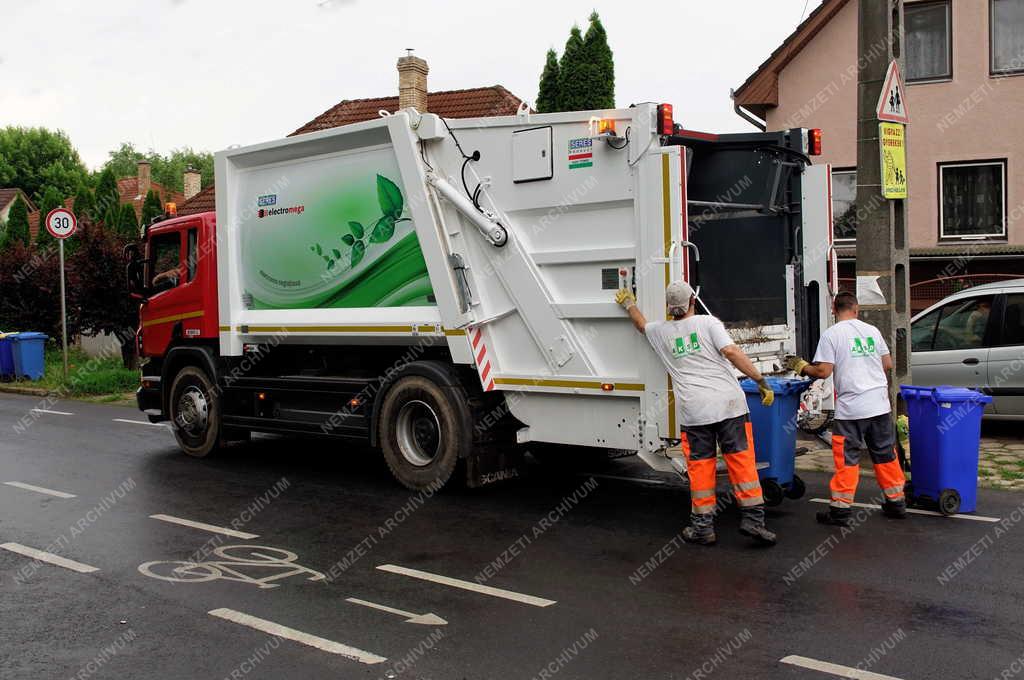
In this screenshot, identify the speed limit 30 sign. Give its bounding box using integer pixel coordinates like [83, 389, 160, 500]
[45, 207, 77, 239]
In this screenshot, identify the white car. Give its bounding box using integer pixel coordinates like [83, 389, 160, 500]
[911, 279, 1024, 419]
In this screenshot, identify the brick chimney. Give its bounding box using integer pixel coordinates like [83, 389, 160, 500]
[397, 50, 428, 113]
[137, 160, 151, 197]
[183, 166, 201, 200]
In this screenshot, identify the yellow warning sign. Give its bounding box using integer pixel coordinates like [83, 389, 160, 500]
[879, 122, 907, 199]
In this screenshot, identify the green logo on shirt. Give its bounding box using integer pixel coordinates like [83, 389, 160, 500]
[672, 332, 701, 358]
[850, 336, 877, 357]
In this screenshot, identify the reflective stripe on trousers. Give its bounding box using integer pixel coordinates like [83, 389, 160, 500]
[724, 422, 764, 508]
[874, 455, 906, 502]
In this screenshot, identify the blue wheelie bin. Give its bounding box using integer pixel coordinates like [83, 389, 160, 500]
[899, 385, 991, 515]
[10, 332, 49, 381]
[0, 332, 16, 380]
[740, 377, 812, 506]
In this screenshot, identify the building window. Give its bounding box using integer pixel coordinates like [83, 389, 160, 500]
[906, 1, 952, 82]
[831, 169, 857, 243]
[939, 161, 1007, 240]
[992, 0, 1024, 75]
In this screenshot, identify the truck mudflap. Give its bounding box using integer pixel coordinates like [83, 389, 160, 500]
[464, 444, 526, 488]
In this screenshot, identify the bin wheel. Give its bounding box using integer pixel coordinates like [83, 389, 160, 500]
[939, 489, 961, 516]
[904, 482, 916, 508]
[785, 475, 806, 500]
[761, 479, 785, 507]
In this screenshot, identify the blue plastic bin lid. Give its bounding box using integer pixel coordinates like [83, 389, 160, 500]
[899, 384, 993, 405]
[10, 332, 48, 342]
[740, 377, 812, 396]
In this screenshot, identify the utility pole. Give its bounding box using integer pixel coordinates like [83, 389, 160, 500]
[856, 0, 911, 406]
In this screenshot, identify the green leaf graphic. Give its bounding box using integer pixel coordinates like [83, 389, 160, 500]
[348, 221, 365, 239]
[370, 215, 395, 243]
[332, 249, 341, 259]
[376, 174, 403, 218]
[315, 243, 322, 256]
[327, 259, 335, 269]
[341, 234, 355, 246]
[351, 240, 366, 267]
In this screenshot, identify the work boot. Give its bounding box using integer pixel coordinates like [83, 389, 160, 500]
[738, 518, 777, 546]
[681, 526, 717, 546]
[816, 508, 852, 527]
[880, 500, 908, 519]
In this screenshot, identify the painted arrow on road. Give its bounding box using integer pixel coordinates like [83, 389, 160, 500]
[345, 597, 447, 625]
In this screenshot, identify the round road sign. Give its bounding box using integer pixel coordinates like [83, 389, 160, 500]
[45, 207, 77, 240]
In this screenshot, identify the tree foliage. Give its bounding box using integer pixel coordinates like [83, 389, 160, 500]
[536, 49, 561, 114]
[3, 195, 31, 250]
[94, 167, 121, 222]
[140, 189, 163, 228]
[0, 240, 67, 338]
[69, 219, 137, 345]
[35, 186, 65, 247]
[117, 203, 139, 237]
[101, 142, 214, 194]
[537, 13, 616, 113]
[0, 127, 89, 202]
[73, 186, 95, 222]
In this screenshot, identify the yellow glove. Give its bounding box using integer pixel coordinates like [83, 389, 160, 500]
[615, 289, 637, 310]
[757, 379, 775, 407]
[785, 355, 809, 376]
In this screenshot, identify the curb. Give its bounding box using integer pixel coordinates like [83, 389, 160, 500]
[0, 384, 51, 398]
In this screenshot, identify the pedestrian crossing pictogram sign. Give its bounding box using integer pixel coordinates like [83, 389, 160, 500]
[877, 61, 910, 124]
[879, 122, 907, 199]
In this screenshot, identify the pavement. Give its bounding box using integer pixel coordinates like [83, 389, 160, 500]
[797, 421, 1024, 490]
[2, 392, 1024, 680]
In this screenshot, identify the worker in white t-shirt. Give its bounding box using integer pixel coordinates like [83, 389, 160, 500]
[786, 291, 908, 526]
[616, 280, 777, 546]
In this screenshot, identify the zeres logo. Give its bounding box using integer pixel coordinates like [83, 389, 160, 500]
[257, 194, 277, 207]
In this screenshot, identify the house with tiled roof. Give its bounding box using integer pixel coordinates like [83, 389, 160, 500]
[0, 188, 35, 224]
[733, 0, 1024, 311]
[186, 53, 525, 217]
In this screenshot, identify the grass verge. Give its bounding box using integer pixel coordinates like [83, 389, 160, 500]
[4, 343, 138, 397]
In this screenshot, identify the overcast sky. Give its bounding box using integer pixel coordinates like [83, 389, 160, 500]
[2, 0, 822, 170]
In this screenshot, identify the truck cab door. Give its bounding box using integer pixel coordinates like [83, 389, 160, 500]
[141, 226, 204, 356]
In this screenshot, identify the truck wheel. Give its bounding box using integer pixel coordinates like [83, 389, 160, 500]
[168, 365, 222, 458]
[379, 375, 467, 491]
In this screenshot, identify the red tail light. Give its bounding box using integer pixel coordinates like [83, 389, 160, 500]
[809, 128, 823, 156]
[657, 104, 675, 136]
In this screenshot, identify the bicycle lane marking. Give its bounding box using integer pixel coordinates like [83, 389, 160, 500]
[208, 608, 387, 664]
[0, 542, 99, 573]
[138, 544, 325, 589]
[149, 513, 259, 539]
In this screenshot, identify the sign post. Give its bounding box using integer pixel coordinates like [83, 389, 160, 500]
[45, 208, 77, 379]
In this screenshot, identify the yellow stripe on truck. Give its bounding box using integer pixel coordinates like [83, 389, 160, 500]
[142, 310, 204, 328]
[493, 377, 645, 391]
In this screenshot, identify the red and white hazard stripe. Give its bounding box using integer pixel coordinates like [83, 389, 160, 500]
[469, 326, 495, 392]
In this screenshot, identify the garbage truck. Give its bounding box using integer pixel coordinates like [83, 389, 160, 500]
[127, 102, 837, 489]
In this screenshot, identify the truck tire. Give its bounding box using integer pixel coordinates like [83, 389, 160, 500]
[378, 374, 468, 491]
[168, 365, 222, 458]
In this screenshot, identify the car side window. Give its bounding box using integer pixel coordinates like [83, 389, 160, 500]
[1000, 294, 1024, 347]
[149, 232, 181, 293]
[932, 295, 995, 351]
[911, 309, 941, 352]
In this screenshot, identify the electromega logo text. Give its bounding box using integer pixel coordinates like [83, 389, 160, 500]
[258, 205, 305, 218]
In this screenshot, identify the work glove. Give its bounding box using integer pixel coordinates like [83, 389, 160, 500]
[785, 355, 809, 376]
[615, 289, 637, 310]
[757, 379, 775, 407]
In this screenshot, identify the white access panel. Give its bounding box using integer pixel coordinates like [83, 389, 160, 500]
[511, 126, 553, 183]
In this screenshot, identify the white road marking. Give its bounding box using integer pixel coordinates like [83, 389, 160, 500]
[345, 597, 447, 625]
[780, 654, 904, 679]
[30, 408, 73, 416]
[208, 608, 386, 664]
[0, 542, 99, 573]
[809, 497, 1000, 523]
[112, 418, 169, 428]
[377, 564, 556, 607]
[4, 481, 76, 498]
[582, 473, 670, 486]
[149, 514, 259, 539]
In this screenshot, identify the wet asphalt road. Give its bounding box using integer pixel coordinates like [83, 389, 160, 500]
[1, 392, 1023, 680]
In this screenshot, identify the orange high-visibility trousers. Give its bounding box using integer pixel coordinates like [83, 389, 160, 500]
[681, 415, 764, 517]
[831, 415, 906, 509]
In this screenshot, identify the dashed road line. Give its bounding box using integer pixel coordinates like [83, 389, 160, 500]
[4, 481, 76, 498]
[112, 418, 169, 428]
[0, 542, 99, 573]
[30, 408, 73, 416]
[149, 513, 259, 539]
[376, 563, 556, 607]
[809, 497, 1000, 523]
[208, 608, 386, 664]
[780, 654, 904, 679]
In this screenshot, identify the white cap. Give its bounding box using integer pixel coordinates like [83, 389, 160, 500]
[666, 281, 696, 312]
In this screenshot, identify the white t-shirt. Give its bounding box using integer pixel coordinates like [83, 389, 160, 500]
[644, 315, 748, 427]
[813, 318, 891, 420]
